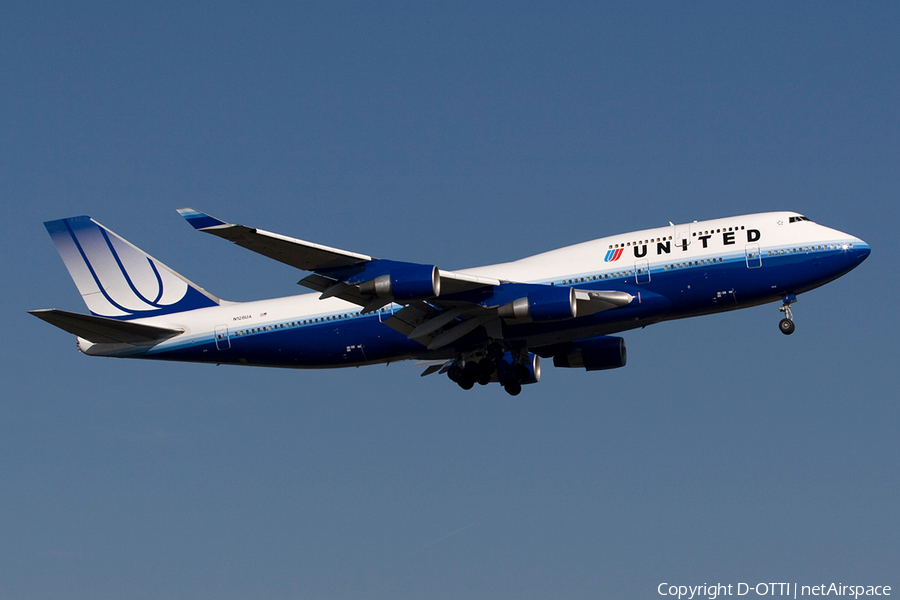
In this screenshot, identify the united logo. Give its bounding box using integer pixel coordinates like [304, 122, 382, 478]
[604, 248, 624, 262]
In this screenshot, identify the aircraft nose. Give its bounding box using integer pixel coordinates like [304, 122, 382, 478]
[857, 245, 871, 261]
[850, 238, 871, 263]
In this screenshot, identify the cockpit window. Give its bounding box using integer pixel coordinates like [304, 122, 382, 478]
[789, 216, 811, 223]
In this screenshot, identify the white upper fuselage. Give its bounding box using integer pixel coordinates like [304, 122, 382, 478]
[460, 211, 865, 284]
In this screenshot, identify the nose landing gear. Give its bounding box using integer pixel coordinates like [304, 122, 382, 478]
[779, 293, 796, 335]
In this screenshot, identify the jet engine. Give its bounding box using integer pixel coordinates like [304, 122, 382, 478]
[494, 351, 541, 385]
[359, 265, 440, 300]
[498, 287, 577, 321]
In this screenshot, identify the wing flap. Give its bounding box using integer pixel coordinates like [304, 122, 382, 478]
[407, 307, 468, 339]
[382, 304, 432, 340]
[427, 315, 496, 350]
[413, 360, 451, 377]
[297, 274, 372, 306]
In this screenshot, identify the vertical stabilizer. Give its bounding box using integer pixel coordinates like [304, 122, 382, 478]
[44, 216, 220, 319]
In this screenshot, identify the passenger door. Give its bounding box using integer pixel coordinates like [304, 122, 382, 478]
[214, 325, 231, 350]
[745, 243, 762, 268]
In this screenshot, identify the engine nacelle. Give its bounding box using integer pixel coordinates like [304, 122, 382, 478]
[492, 352, 541, 384]
[359, 265, 440, 300]
[552, 336, 626, 371]
[498, 287, 577, 321]
[519, 352, 541, 384]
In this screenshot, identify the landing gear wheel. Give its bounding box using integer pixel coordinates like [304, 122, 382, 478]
[447, 365, 463, 383]
[478, 357, 495, 374]
[778, 293, 797, 336]
[463, 362, 479, 381]
[504, 381, 522, 396]
[457, 362, 478, 389]
[779, 318, 795, 335]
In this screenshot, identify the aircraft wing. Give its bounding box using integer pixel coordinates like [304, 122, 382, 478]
[178, 208, 500, 308]
[179, 208, 633, 350]
[177, 208, 372, 271]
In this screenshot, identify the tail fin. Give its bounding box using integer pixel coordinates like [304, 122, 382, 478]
[44, 216, 220, 320]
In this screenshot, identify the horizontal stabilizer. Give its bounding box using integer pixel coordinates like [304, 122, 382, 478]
[29, 309, 183, 345]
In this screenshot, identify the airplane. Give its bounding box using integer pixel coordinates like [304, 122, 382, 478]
[31, 209, 870, 395]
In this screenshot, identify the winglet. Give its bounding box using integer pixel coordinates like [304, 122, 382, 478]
[177, 208, 229, 230]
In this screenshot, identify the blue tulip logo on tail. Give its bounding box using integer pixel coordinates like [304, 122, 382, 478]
[44, 216, 219, 319]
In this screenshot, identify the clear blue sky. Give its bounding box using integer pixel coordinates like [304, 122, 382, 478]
[3, 3, 898, 598]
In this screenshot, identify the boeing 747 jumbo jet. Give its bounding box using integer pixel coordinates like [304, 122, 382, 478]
[32, 210, 870, 395]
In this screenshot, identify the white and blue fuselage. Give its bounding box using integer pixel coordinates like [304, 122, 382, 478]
[32, 210, 870, 393]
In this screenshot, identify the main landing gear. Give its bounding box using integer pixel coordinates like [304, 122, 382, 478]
[779, 293, 796, 335]
[446, 343, 530, 396]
